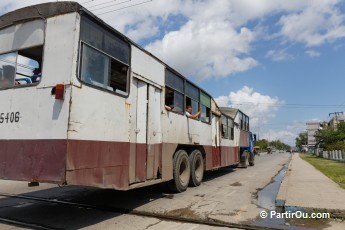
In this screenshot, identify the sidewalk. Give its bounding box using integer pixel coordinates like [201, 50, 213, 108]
[276, 153, 345, 217]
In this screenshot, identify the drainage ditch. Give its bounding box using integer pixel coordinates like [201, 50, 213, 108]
[253, 163, 330, 229]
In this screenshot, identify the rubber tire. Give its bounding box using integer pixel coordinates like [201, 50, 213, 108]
[248, 151, 255, 166]
[188, 150, 204, 187]
[239, 150, 248, 168]
[168, 150, 190, 193]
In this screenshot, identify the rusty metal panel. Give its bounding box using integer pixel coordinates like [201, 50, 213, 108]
[146, 143, 162, 179]
[204, 145, 213, 171]
[146, 144, 155, 179]
[135, 143, 147, 182]
[161, 143, 177, 181]
[212, 146, 221, 168]
[0, 140, 67, 183]
[240, 130, 249, 147]
[66, 166, 129, 190]
[154, 144, 162, 178]
[220, 146, 239, 167]
[66, 139, 130, 189]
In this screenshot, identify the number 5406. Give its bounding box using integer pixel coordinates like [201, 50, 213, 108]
[0, 112, 20, 123]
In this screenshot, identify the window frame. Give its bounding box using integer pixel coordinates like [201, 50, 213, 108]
[164, 69, 212, 125]
[186, 82, 200, 120]
[0, 47, 43, 90]
[200, 91, 211, 124]
[221, 115, 234, 140]
[79, 41, 130, 97]
[221, 115, 229, 139]
[78, 14, 131, 97]
[165, 70, 185, 115]
[229, 118, 234, 140]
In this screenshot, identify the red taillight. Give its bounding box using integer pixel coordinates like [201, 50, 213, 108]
[55, 84, 65, 100]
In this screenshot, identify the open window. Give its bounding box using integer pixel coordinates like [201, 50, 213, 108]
[0, 46, 42, 89]
[0, 52, 16, 89]
[200, 91, 211, 123]
[186, 82, 200, 119]
[222, 115, 229, 139]
[221, 115, 234, 139]
[79, 15, 130, 96]
[238, 111, 249, 131]
[165, 70, 184, 114]
[229, 118, 234, 139]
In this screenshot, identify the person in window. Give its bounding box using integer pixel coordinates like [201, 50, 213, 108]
[31, 68, 41, 83]
[185, 105, 200, 119]
[165, 105, 174, 111]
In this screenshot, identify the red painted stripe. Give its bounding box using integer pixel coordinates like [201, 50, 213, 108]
[135, 143, 146, 182]
[67, 140, 130, 189]
[0, 139, 241, 189]
[0, 140, 67, 183]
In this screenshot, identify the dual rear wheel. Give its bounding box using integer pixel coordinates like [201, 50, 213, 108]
[168, 149, 204, 193]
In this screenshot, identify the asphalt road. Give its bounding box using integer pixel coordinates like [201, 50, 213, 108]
[0, 152, 292, 230]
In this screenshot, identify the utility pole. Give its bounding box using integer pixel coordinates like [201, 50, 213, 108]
[329, 112, 343, 118]
[329, 112, 344, 128]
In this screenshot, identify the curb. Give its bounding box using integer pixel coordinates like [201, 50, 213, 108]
[275, 154, 345, 219]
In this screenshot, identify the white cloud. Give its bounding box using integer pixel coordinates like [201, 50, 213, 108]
[264, 121, 306, 146]
[145, 21, 258, 80]
[1, 0, 345, 81]
[278, 0, 345, 47]
[266, 49, 293, 61]
[305, 50, 321, 57]
[214, 86, 285, 128]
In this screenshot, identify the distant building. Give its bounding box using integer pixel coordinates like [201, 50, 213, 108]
[305, 112, 345, 150]
[306, 122, 320, 148]
[327, 113, 345, 129]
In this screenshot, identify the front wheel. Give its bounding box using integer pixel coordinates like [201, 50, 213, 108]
[168, 150, 190, 193]
[189, 150, 204, 187]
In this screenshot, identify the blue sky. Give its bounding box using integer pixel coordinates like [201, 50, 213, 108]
[1, 0, 345, 146]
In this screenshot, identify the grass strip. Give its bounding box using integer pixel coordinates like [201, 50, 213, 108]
[299, 153, 345, 189]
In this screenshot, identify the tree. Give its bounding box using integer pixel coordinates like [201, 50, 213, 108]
[295, 132, 307, 150]
[255, 139, 268, 151]
[269, 139, 289, 150]
[255, 139, 289, 151]
[315, 122, 345, 150]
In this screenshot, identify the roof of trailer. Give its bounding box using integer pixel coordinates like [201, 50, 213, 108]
[0, 1, 82, 29]
[219, 107, 239, 119]
[0, 1, 215, 101]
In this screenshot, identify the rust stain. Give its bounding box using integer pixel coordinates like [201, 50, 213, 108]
[125, 101, 131, 113]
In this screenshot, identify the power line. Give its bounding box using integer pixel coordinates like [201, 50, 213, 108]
[81, 0, 96, 4]
[87, 0, 119, 9]
[90, 0, 131, 11]
[230, 102, 345, 108]
[97, 0, 153, 15]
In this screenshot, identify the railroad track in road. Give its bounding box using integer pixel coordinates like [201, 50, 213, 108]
[0, 192, 280, 230]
